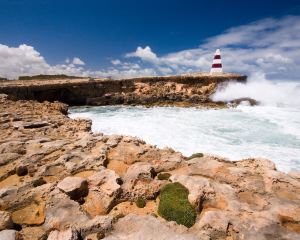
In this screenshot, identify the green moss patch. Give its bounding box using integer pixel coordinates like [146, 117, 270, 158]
[135, 197, 146, 208]
[158, 182, 196, 228]
[157, 173, 171, 180]
[187, 152, 204, 160]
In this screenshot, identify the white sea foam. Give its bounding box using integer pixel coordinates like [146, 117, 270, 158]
[212, 72, 300, 107]
[70, 104, 300, 173]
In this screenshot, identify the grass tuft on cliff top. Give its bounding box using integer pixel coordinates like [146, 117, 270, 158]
[135, 197, 146, 208]
[157, 172, 171, 180]
[187, 152, 204, 160]
[158, 182, 196, 228]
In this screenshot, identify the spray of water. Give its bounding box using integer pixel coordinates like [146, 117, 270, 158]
[212, 72, 300, 107]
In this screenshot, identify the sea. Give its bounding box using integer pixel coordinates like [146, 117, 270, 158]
[69, 78, 300, 173]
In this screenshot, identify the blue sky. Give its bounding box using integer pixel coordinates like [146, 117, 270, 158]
[1, 0, 300, 79]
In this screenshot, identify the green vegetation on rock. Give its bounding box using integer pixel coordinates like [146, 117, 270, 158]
[187, 152, 204, 160]
[135, 197, 146, 208]
[158, 182, 196, 228]
[157, 173, 171, 180]
[18, 74, 82, 80]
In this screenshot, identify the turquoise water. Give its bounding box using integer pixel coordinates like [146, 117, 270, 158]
[69, 105, 300, 173]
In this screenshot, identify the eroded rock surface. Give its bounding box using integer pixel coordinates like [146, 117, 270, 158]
[0, 95, 299, 239]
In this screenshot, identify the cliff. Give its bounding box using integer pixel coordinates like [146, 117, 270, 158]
[0, 73, 246, 107]
[0, 94, 299, 239]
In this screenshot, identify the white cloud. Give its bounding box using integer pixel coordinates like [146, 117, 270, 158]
[123, 15, 300, 80]
[0, 44, 90, 79]
[1, 15, 300, 80]
[111, 59, 121, 65]
[126, 46, 159, 63]
[72, 57, 85, 65]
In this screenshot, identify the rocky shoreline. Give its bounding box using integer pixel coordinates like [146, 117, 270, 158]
[0, 92, 300, 239]
[0, 73, 246, 107]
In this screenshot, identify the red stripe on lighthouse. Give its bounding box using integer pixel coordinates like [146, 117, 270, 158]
[212, 63, 222, 68]
[214, 55, 221, 59]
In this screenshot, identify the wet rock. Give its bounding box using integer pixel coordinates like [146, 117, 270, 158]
[0, 211, 13, 230]
[57, 176, 88, 200]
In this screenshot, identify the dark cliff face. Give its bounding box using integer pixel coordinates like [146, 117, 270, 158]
[0, 74, 247, 106]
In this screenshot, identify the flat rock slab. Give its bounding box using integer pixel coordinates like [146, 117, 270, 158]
[57, 176, 88, 200]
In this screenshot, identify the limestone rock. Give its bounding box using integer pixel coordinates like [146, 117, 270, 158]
[57, 176, 88, 200]
[83, 168, 122, 216]
[47, 228, 79, 240]
[78, 215, 113, 239]
[0, 211, 13, 231]
[103, 214, 197, 240]
[0, 230, 16, 240]
[44, 191, 89, 230]
[124, 162, 156, 181]
[11, 197, 46, 225]
[170, 174, 215, 205]
[20, 226, 46, 240]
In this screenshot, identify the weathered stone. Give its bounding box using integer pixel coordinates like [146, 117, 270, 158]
[44, 191, 89, 230]
[57, 176, 88, 200]
[0, 211, 13, 230]
[47, 227, 79, 240]
[0, 153, 20, 166]
[0, 91, 299, 239]
[11, 197, 46, 225]
[170, 174, 215, 205]
[78, 215, 113, 238]
[124, 162, 156, 180]
[102, 214, 197, 240]
[20, 226, 46, 240]
[83, 168, 122, 216]
[0, 229, 16, 240]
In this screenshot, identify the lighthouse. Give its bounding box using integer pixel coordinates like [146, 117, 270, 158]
[210, 49, 223, 74]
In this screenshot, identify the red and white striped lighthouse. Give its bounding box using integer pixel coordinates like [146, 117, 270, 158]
[210, 49, 223, 74]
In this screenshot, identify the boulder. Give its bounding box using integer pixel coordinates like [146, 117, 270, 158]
[57, 176, 88, 200]
[0, 211, 13, 231]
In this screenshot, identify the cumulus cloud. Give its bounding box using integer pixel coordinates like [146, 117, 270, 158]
[72, 57, 85, 65]
[111, 59, 121, 65]
[126, 46, 159, 63]
[0, 44, 90, 79]
[124, 15, 300, 80]
[1, 15, 300, 80]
